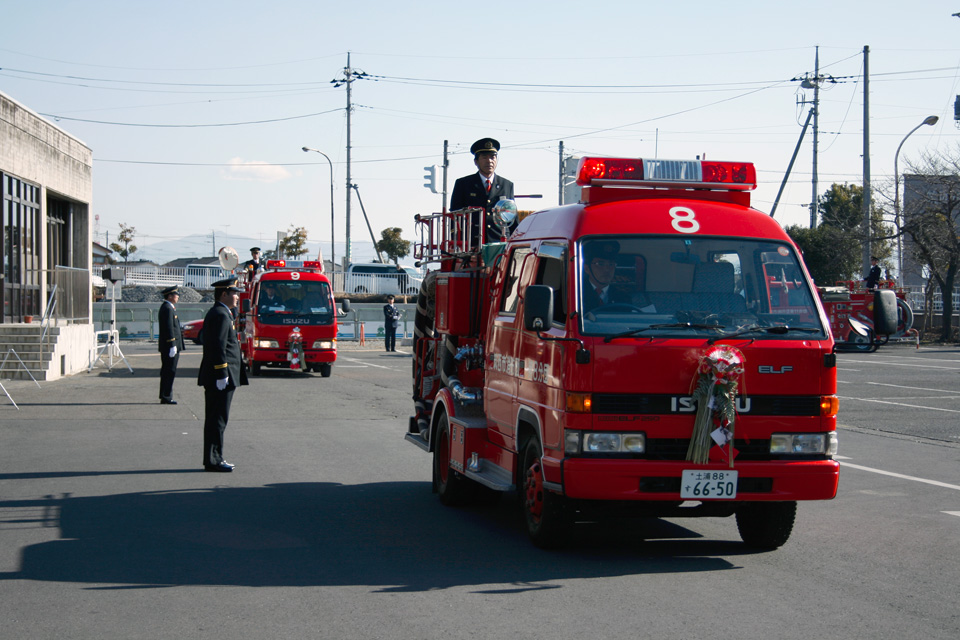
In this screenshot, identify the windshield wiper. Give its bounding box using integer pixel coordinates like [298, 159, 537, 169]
[604, 322, 724, 343]
[707, 324, 821, 344]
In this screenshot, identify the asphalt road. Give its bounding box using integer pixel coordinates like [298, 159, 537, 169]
[0, 341, 958, 639]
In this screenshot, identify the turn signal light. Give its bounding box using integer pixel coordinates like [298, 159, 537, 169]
[566, 392, 593, 413]
[820, 395, 839, 416]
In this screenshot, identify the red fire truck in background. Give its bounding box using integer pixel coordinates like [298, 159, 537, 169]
[238, 259, 349, 377]
[408, 156, 897, 549]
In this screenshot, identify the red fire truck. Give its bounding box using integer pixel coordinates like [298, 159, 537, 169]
[408, 156, 897, 549]
[238, 259, 348, 377]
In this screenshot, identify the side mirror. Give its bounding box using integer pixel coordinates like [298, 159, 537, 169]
[241, 299, 251, 313]
[524, 285, 554, 331]
[341, 299, 352, 313]
[872, 290, 898, 335]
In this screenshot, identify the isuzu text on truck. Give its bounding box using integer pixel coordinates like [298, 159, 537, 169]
[238, 259, 348, 377]
[407, 156, 893, 549]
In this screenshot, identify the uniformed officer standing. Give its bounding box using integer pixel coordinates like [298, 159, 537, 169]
[242, 246, 263, 275]
[450, 138, 516, 243]
[197, 277, 246, 472]
[158, 285, 185, 404]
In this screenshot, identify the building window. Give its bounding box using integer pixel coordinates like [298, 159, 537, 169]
[2, 173, 42, 321]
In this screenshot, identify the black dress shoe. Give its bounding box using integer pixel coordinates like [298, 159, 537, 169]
[160, 399, 177, 405]
[204, 462, 233, 472]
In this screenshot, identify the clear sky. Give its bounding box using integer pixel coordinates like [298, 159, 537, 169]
[2, 0, 959, 264]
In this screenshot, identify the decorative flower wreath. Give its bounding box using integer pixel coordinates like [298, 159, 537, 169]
[288, 327, 304, 371]
[685, 345, 745, 467]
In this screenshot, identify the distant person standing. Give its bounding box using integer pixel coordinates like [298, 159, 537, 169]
[383, 294, 400, 352]
[158, 285, 185, 404]
[198, 277, 246, 472]
[450, 138, 516, 244]
[864, 256, 882, 290]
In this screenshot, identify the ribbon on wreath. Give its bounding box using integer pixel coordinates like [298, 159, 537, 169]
[287, 327, 304, 371]
[685, 345, 745, 468]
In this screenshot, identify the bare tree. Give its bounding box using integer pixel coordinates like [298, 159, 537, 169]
[278, 226, 309, 259]
[109, 223, 137, 264]
[901, 148, 960, 342]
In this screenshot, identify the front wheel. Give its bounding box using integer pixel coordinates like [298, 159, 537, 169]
[521, 439, 570, 549]
[736, 501, 797, 549]
[318, 363, 332, 378]
[432, 413, 474, 506]
[251, 361, 262, 376]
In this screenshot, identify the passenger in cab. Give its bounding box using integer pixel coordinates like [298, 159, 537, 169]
[258, 282, 284, 311]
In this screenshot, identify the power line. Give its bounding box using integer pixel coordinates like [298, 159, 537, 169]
[39, 108, 342, 128]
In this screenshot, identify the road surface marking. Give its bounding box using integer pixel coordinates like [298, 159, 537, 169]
[339, 357, 394, 370]
[840, 359, 960, 371]
[866, 381, 960, 395]
[943, 511, 960, 518]
[841, 461, 960, 491]
[837, 396, 960, 414]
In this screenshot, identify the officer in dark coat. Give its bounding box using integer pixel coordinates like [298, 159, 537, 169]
[158, 285, 185, 404]
[864, 256, 882, 289]
[382, 294, 401, 352]
[197, 277, 246, 472]
[450, 138, 516, 244]
[242, 247, 263, 275]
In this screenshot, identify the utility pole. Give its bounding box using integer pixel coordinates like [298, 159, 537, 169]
[442, 139, 449, 213]
[861, 45, 872, 276]
[795, 46, 832, 228]
[332, 53, 367, 268]
[558, 141, 565, 205]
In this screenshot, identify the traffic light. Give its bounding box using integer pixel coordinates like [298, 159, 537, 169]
[423, 165, 439, 194]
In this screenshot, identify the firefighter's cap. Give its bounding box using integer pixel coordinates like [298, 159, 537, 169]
[584, 241, 620, 263]
[161, 285, 179, 297]
[212, 276, 241, 293]
[470, 138, 500, 156]
[250, 247, 261, 253]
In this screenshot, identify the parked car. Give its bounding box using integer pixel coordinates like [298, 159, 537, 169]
[184, 264, 228, 289]
[344, 263, 421, 295]
[182, 319, 204, 344]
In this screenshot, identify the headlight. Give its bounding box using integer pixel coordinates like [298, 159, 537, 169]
[770, 433, 832, 455]
[566, 430, 645, 454]
[312, 340, 335, 349]
[255, 338, 280, 348]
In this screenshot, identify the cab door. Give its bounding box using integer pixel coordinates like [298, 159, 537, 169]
[485, 246, 533, 443]
[517, 243, 568, 451]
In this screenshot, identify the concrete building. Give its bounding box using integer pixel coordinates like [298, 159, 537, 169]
[1, 90, 95, 379]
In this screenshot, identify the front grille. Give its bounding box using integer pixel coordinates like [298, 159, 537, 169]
[645, 438, 771, 461]
[592, 393, 821, 416]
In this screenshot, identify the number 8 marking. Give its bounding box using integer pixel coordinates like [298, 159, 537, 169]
[669, 206, 699, 233]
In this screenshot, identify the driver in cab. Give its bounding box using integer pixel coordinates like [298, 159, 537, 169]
[582, 241, 629, 312]
[258, 282, 284, 312]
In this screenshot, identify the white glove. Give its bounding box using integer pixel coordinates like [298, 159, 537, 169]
[216, 376, 229, 391]
[169, 346, 177, 358]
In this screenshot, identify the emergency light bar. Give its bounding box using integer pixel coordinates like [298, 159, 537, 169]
[576, 157, 757, 191]
[264, 259, 323, 271]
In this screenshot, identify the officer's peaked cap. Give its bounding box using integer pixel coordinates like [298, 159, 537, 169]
[470, 138, 500, 156]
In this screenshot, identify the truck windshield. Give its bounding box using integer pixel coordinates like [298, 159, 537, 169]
[256, 280, 334, 325]
[578, 236, 827, 340]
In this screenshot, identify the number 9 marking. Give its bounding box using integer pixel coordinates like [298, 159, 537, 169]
[669, 206, 699, 233]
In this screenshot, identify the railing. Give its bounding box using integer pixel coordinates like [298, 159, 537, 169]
[903, 286, 960, 313]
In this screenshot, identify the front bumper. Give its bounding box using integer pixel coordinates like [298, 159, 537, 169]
[251, 348, 337, 365]
[559, 458, 839, 502]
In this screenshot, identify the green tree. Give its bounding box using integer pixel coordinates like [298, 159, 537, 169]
[376, 227, 411, 265]
[788, 183, 892, 285]
[108, 223, 138, 264]
[278, 226, 309, 259]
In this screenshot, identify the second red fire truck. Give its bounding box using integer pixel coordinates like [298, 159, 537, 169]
[408, 155, 896, 549]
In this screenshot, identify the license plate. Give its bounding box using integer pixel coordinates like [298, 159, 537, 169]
[680, 470, 738, 499]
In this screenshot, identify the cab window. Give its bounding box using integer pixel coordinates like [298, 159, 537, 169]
[500, 247, 532, 315]
[535, 244, 567, 325]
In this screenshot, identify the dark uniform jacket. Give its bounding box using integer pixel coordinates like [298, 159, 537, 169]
[198, 303, 243, 390]
[383, 303, 400, 329]
[158, 300, 185, 353]
[864, 264, 882, 289]
[450, 173, 516, 243]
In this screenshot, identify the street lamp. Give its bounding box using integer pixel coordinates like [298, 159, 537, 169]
[302, 146, 336, 275]
[894, 115, 938, 287]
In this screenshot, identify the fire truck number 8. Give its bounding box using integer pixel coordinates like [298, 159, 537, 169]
[669, 206, 699, 233]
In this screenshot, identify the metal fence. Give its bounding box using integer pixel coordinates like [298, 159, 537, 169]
[904, 286, 960, 313]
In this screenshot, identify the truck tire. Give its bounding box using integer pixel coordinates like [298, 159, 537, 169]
[736, 501, 797, 549]
[521, 439, 570, 549]
[318, 363, 332, 378]
[433, 412, 474, 506]
[251, 361, 262, 376]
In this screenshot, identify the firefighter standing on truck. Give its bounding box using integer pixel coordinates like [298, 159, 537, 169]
[450, 137, 515, 243]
